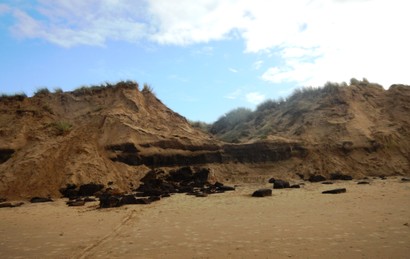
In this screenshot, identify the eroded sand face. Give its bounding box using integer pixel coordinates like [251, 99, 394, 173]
[1, 178, 410, 258]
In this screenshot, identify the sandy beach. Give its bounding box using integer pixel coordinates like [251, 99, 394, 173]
[1, 177, 409, 259]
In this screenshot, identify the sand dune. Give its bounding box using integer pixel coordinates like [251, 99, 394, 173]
[1, 177, 409, 258]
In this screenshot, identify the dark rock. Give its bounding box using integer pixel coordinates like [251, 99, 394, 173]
[12, 202, 24, 207]
[30, 197, 53, 203]
[268, 178, 276, 183]
[252, 189, 272, 197]
[322, 188, 347, 194]
[178, 186, 194, 193]
[217, 185, 235, 191]
[64, 189, 79, 199]
[401, 178, 410, 182]
[273, 180, 290, 189]
[135, 198, 152, 204]
[0, 148, 15, 164]
[168, 167, 194, 182]
[214, 181, 224, 188]
[94, 191, 104, 198]
[0, 202, 24, 208]
[193, 168, 210, 185]
[66, 183, 77, 190]
[67, 200, 85, 206]
[121, 194, 139, 205]
[139, 169, 166, 184]
[99, 194, 122, 208]
[0, 197, 7, 203]
[290, 184, 301, 188]
[308, 175, 326, 182]
[160, 182, 177, 193]
[0, 202, 13, 208]
[149, 196, 161, 202]
[357, 181, 370, 185]
[195, 192, 208, 197]
[137, 172, 177, 195]
[84, 197, 97, 202]
[78, 183, 104, 196]
[59, 184, 78, 199]
[142, 188, 164, 197]
[330, 173, 353, 181]
[321, 181, 334, 185]
[136, 167, 231, 198]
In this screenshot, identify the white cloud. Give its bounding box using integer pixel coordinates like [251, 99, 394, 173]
[229, 68, 238, 73]
[252, 60, 263, 70]
[246, 92, 265, 104]
[225, 89, 242, 99]
[0, 4, 11, 14]
[146, 0, 247, 45]
[5, 0, 410, 87]
[9, 0, 147, 47]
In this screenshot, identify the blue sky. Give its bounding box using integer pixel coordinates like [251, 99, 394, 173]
[1, 0, 409, 122]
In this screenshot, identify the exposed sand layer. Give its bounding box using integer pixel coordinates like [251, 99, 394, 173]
[1, 83, 410, 199]
[1, 178, 410, 258]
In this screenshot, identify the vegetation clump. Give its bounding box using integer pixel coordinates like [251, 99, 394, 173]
[189, 120, 211, 132]
[142, 83, 154, 94]
[34, 88, 51, 96]
[0, 93, 27, 102]
[73, 81, 139, 96]
[53, 88, 63, 94]
[205, 80, 374, 142]
[53, 121, 73, 135]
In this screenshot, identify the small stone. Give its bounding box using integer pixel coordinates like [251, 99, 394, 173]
[30, 197, 53, 203]
[308, 175, 326, 182]
[322, 188, 347, 194]
[67, 200, 85, 206]
[252, 189, 272, 197]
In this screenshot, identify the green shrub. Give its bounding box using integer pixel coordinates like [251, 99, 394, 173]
[0, 93, 27, 102]
[73, 81, 139, 96]
[256, 99, 281, 112]
[350, 78, 360, 85]
[210, 107, 252, 134]
[116, 80, 138, 90]
[34, 88, 50, 96]
[142, 83, 154, 94]
[53, 88, 63, 94]
[53, 121, 72, 135]
[189, 120, 211, 132]
[43, 105, 54, 114]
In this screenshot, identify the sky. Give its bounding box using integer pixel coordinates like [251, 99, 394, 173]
[0, 0, 409, 123]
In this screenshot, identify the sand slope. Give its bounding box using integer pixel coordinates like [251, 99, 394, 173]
[1, 82, 409, 199]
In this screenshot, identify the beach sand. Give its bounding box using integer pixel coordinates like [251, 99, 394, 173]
[1, 177, 409, 258]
